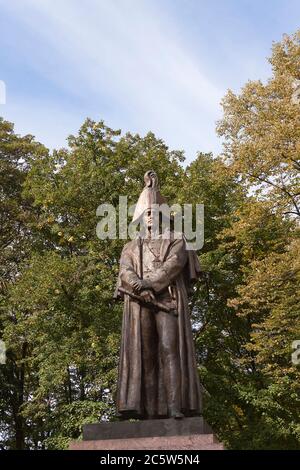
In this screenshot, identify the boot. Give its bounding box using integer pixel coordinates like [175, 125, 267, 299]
[169, 407, 184, 419]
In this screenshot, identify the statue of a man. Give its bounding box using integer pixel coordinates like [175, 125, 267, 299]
[114, 171, 202, 419]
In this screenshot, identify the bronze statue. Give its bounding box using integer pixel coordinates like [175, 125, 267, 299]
[114, 171, 202, 419]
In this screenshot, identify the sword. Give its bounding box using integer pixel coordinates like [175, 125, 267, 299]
[118, 287, 177, 315]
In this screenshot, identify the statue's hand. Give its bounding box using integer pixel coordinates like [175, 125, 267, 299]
[131, 279, 143, 294]
[140, 289, 155, 303]
[140, 279, 152, 290]
[131, 278, 152, 294]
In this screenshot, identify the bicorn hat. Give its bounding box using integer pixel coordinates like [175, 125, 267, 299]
[132, 170, 169, 224]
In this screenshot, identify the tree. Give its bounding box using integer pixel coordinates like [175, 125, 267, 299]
[178, 153, 297, 448]
[217, 31, 300, 218]
[211, 30, 300, 448]
[0, 117, 47, 449]
[227, 238, 300, 449]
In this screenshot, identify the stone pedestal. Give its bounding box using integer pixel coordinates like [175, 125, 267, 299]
[69, 417, 223, 450]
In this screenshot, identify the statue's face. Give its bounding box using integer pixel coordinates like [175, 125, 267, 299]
[143, 208, 154, 229]
[143, 207, 164, 234]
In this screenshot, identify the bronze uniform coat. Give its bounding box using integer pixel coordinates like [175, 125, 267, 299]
[114, 232, 203, 416]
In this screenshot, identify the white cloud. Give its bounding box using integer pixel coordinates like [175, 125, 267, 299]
[0, 80, 6, 104]
[0, 0, 228, 158]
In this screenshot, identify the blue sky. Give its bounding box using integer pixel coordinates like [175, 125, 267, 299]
[0, 0, 299, 162]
